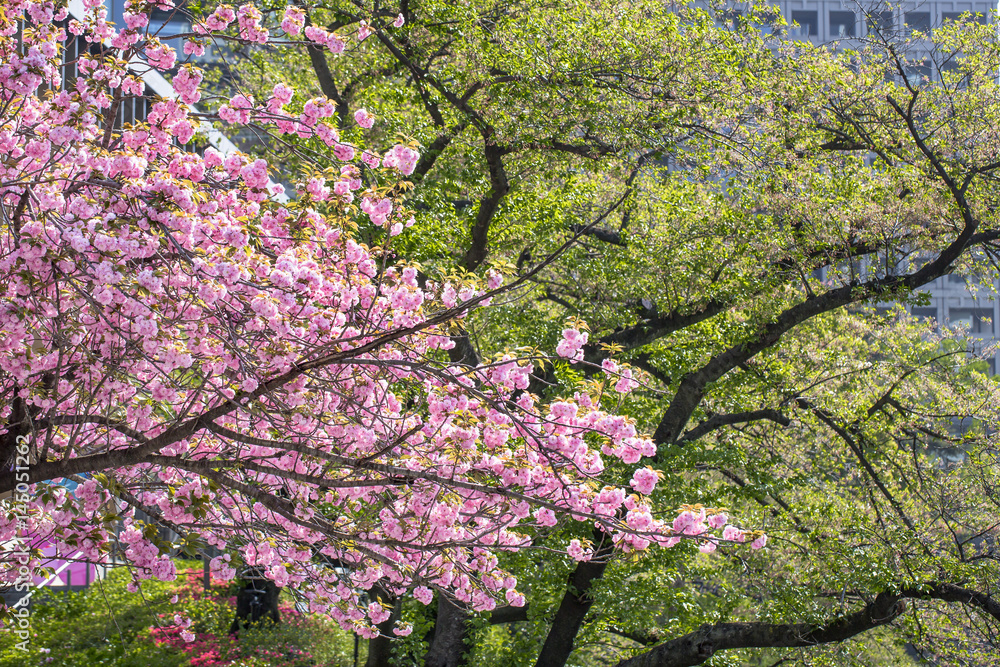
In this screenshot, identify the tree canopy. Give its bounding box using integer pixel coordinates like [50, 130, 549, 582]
[4, 0, 1000, 665]
[0, 0, 750, 645]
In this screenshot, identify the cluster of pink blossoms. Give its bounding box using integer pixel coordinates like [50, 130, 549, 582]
[0, 0, 762, 639]
[382, 144, 419, 175]
[668, 508, 765, 554]
[601, 358, 641, 394]
[354, 108, 375, 129]
[281, 6, 305, 35]
[556, 326, 589, 362]
[304, 25, 345, 53]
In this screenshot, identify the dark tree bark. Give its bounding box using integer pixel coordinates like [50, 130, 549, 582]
[568, 223, 625, 246]
[0, 393, 29, 475]
[461, 142, 509, 272]
[228, 568, 280, 635]
[615, 583, 1000, 667]
[447, 330, 480, 367]
[365, 587, 402, 667]
[533, 532, 615, 667]
[614, 593, 906, 667]
[489, 604, 529, 624]
[411, 121, 470, 183]
[416, 602, 528, 667]
[424, 595, 472, 667]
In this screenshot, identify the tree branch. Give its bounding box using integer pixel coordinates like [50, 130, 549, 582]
[568, 224, 624, 246]
[614, 593, 906, 667]
[617, 582, 1000, 667]
[680, 410, 790, 443]
[651, 220, 985, 447]
[411, 120, 471, 182]
[489, 604, 529, 624]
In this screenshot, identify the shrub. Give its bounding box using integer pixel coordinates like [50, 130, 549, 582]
[1, 563, 357, 666]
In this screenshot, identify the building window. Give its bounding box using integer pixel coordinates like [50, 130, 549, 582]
[867, 10, 894, 34]
[905, 12, 931, 35]
[790, 10, 818, 37]
[830, 11, 856, 37]
[942, 11, 986, 25]
[911, 306, 938, 321]
[949, 308, 993, 334]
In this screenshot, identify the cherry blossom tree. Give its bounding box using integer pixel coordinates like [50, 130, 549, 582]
[0, 0, 753, 643]
[209, 2, 1000, 665]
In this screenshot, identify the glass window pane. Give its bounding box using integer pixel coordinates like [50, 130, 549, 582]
[830, 11, 856, 37]
[905, 12, 931, 34]
[949, 308, 994, 334]
[942, 11, 986, 25]
[867, 10, 895, 34]
[790, 10, 818, 37]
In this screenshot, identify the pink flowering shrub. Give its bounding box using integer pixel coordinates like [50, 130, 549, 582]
[0, 0, 760, 639]
[0, 563, 355, 666]
[132, 567, 353, 666]
[130, 567, 339, 665]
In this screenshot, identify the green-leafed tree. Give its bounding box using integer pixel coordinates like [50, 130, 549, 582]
[175, 1, 1000, 664]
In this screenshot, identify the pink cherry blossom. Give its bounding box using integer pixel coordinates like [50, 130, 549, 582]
[0, 2, 757, 639]
[382, 145, 419, 175]
[672, 510, 707, 536]
[567, 539, 592, 561]
[281, 6, 305, 36]
[615, 367, 640, 393]
[556, 327, 588, 362]
[630, 467, 658, 495]
[183, 40, 205, 56]
[722, 525, 746, 542]
[354, 108, 375, 129]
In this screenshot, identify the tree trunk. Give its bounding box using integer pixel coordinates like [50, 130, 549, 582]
[365, 588, 402, 667]
[447, 329, 479, 367]
[534, 532, 614, 667]
[423, 595, 471, 667]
